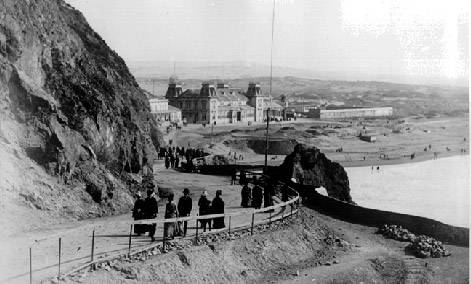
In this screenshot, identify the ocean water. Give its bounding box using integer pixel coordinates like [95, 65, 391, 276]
[346, 155, 469, 228]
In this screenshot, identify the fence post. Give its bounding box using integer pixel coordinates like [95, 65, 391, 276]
[162, 221, 166, 252]
[90, 229, 95, 269]
[250, 213, 255, 235]
[29, 247, 32, 284]
[195, 214, 199, 241]
[128, 225, 133, 256]
[58, 238, 62, 278]
[228, 216, 232, 234]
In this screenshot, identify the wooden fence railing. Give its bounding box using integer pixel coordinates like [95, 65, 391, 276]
[12, 170, 300, 284]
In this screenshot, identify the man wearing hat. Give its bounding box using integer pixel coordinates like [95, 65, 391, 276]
[198, 191, 211, 232]
[211, 190, 225, 229]
[178, 188, 192, 236]
[144, 184, 159, 241]
[132, 191, 146, 235]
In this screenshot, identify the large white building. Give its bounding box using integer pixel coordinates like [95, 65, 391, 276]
[165, 79, 283, 125]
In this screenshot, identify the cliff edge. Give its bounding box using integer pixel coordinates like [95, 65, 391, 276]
[0, 0, 162, 234]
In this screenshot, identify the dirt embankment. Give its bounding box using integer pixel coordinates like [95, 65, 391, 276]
[60, 206, 465, 284]
[66, 209, 348, 283]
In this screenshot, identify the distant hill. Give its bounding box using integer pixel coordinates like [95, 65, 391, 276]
[128, 60, 468, 87]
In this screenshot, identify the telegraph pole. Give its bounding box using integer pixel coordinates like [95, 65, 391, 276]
[264, 108, 270, 172]
[265, 0, 275, 173]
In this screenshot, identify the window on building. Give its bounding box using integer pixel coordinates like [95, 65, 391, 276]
[202, 101, 207, 110]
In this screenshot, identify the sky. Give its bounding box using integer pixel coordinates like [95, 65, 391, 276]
[65, 0, 469, 85]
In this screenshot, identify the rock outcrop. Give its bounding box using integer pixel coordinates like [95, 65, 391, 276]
[0, 0, 162, 231]
[275, 144, 353, 203]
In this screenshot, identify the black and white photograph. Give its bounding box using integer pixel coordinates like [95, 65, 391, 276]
[0, 0, 469, 283]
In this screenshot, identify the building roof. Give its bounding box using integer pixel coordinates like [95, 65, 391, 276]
[168, 105, 182, 112]
[153, 104, 181, 114]
[266, 101, 284, 110]
[215, 88, 247, 102]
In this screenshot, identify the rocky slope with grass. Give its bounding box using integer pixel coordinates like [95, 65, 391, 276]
[0, 0, 162, 235]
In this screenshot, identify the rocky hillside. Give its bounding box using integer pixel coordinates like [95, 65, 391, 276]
[0, 0, 162, 234]
[273, 144, 353, 203]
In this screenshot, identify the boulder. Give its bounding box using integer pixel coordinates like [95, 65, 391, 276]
[272, 144, 353, 203]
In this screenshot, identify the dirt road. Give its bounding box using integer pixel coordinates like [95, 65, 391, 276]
[0, 163, 277, 284]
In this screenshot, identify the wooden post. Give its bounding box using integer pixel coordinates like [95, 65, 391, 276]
[162, 221, 166, 252]
[58, 238, 62, 278]
[128, 225, 133, 256]
[195, 215, 199, 241]
[228, 216, 232, 234]
[250, 213, 255, 235]
[29, 247, 32, 284]
[90, 229, 95, 269]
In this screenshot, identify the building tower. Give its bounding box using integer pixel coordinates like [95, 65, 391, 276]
[246, 82, 264, 122]
[165, 76, 183, 101]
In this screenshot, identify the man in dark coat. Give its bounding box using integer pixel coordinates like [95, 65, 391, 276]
[132, 192, 146, 235]
[252, 183, 263, 209]
[281, 184, 289, 202]
[198, 191, 211, 232]
[175, 155, 180, 168]
[177, 188, 192, 236]
[211, 190, 225, 229]
[239, 169, 247, 185]
[241, 184, 251, 208]
[170, 154, 175, 168]
[144, 188, 159, 241]
[165, 155, 170, 169]
[231, 169, 237, 185]
[264, 180, 274, 209]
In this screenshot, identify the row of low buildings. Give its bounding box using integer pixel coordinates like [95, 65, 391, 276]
[149, 79, 284, 125]
[308, 106, 393, 119]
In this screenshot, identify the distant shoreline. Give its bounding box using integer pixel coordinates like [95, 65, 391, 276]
[339, 151, 468, 168]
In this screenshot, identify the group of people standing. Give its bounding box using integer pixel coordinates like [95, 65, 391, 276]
[132, 186, 226, 241]
[159, 145, 207, 171]
[197, 190, 225, 231]
[162, 146, 181, 169]
[239, 172, 275, 210]
[132, 186, 159, 241]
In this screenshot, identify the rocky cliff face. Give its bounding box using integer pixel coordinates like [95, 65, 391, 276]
[276, 144, 353, 203]
[0, 0, 162, 232]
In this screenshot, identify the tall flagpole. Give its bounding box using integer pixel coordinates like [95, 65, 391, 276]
[264, 0, 275, 173]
